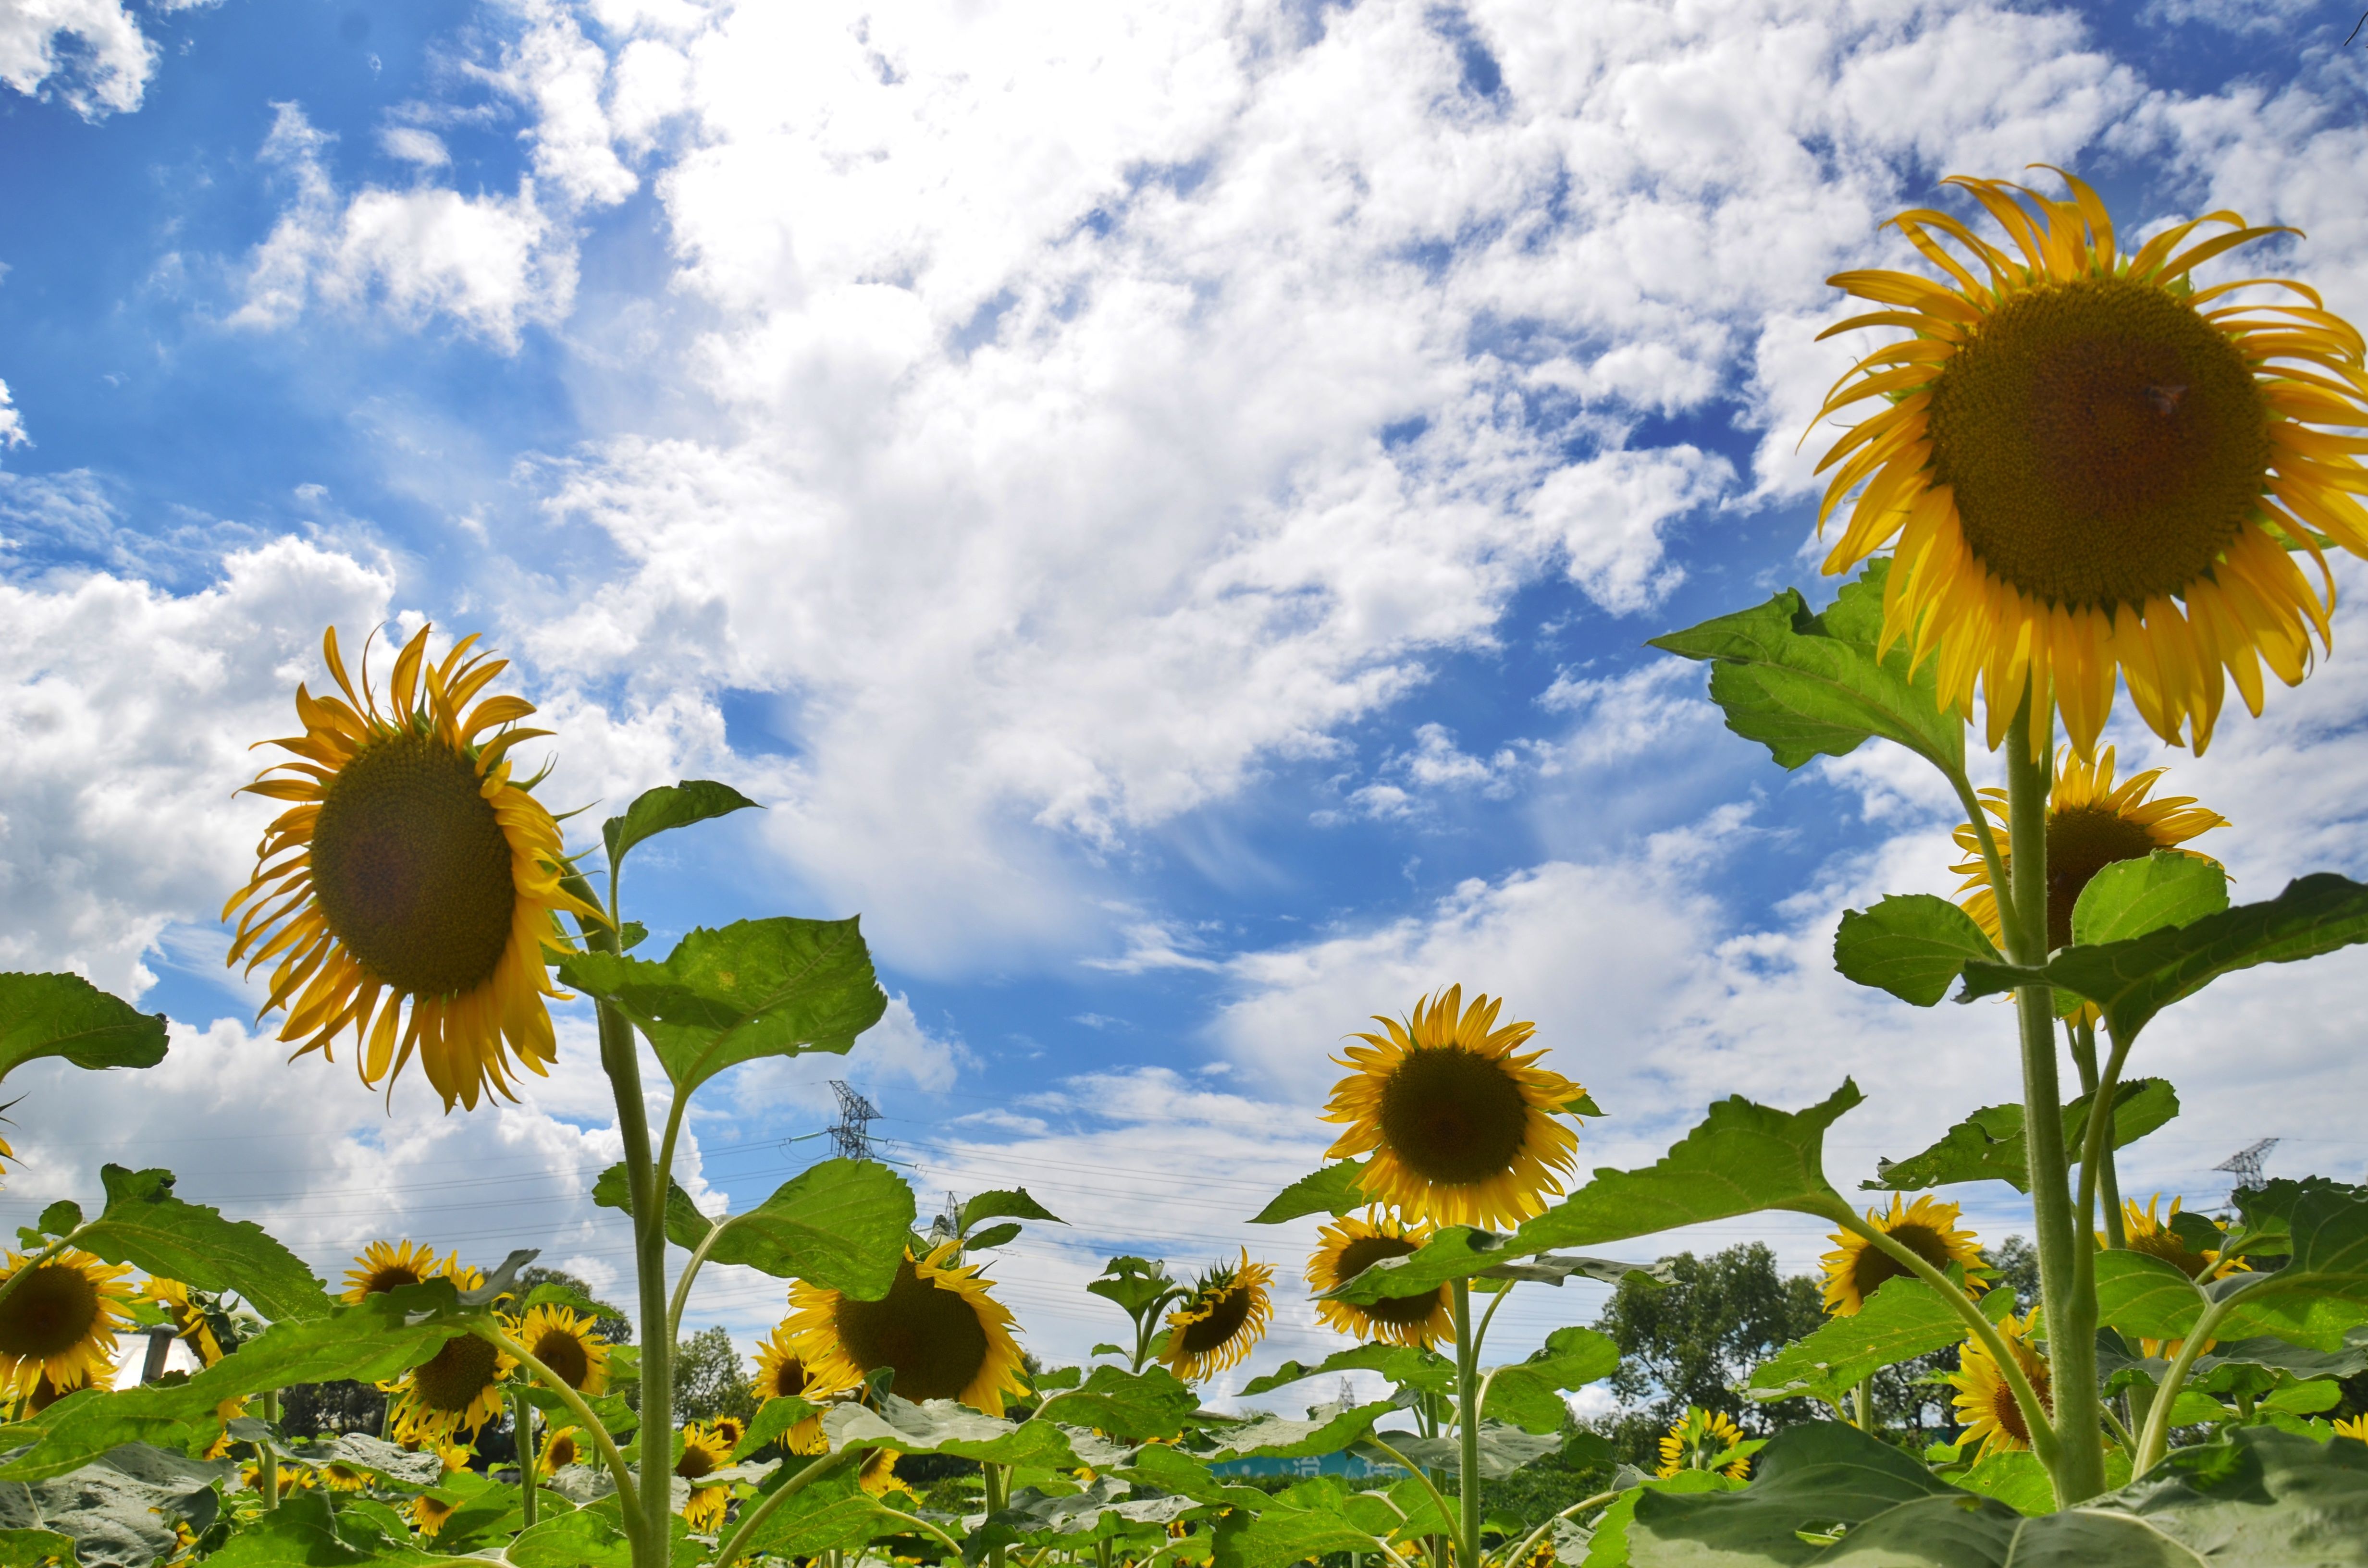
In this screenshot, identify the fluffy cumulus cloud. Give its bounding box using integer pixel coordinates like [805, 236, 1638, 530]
[0, 0, 155, 118]
[0, 376, 25, 449]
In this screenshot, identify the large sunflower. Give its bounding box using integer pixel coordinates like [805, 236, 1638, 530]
[1952, 746, 2226, 952]
[786, 1242, 1029, 1416]
[390, 1331, 516, 1444]
[144, 1278, 224, 1367]
[1656, 1407, 1751, 1480]
[1159, 1252, 1275, 1383]
[751, 1322, 829, 1454]
[1811, 170, 2368, 757]
[506, 1303, 609, 1395]
[1322, 986, 1585, 1230]
[0, 1248, 137, 1399]
[1948, 1308, 2053, 1458]
[677, 1421, 734, 1532]
[1307, 1213, 1452, 1349]
[224, 624, 604, 1112]
[1821, 1195, 1990, 1317]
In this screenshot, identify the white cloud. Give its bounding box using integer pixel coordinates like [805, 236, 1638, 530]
[235, 103, 577, 349]
[379, 126, 451, 168]
[471, 0, 640, 209]
[0, 376, 25, 450]
[0, 0, 154, 119]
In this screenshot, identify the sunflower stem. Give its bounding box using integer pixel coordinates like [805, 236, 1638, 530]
[2003, 697, 2105, 1504]
[1498, 1490, 1620, 1568]
[514, 1389, 538, 1530]
[1947, 768, 2021, 945]
[2077, 1021, 2129, 1249]
[482, 1323, 640, 1519]
[259, 1389, 279, 1511]
[667, 1214, 736, 1348]
[2133, 1289, 2245, 1473]
[709, 1449, 856, 1568]
[1852, 1376, 1873, 1433]
[985, 1461, 1010, 1568]
[1452, 1279, 1481, 1568]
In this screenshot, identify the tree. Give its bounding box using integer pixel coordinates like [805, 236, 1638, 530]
[518, 1265, 632, 1345]
[673, 1324, 756, 1424]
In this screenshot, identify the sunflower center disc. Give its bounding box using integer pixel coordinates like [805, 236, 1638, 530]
[361, 1266, 425, 1296]
[767, 1357, 810, 1399]
[2130, 1226, 2212, 1281]
[835, 1259, 989, 1402]
[1377, 1046, 1531, 1185]
[310, 729, 518, 998]
[545, 1434, 578, 1469]
[1178, 1283, 1255, 1355]
[531, 1327, 592, 1390]
[0, 1264, 102, 1360]
[2043, 803, 2163, 950]
[1927, 275, 2269, 612]
[411, 1333, 501, 1413]
[677, 1445, 716, 1481]
[1334, 1235, 1436, 1326]
[1849, 1221, 1958, 1301]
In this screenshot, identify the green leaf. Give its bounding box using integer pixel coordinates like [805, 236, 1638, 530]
[73, 1166, 332, 1322]
[1230, 1503, 1383, 1568]
[1863, 1078, 2178, 1193]
[0, 1529, 76, 1568]
[0, 973, 168, 1079]
[1959, 873, 2368, 1044]
[591, 1162, 713, 1249]
[961, 1189, 1064, 1231]
[736, 1396, 823, 1460]
[1646, 561, 1963, 774]
[1625, 1419, 1974, 1564]
[1948, 1449, 2057, 1518]
[1483, 1254, 1678, 1289]
[1745, 1276, 1971, 1409]
[508, 1506, 635, 1568]
[33, 1201, 81, 1237]
[1359, 1423, 1560, 1478]
[739, 1468, 891, 1560]
[964, 1221, 1023, 1250]
[558, 917, 888, 1091]
[2072, 850, 2230, 945]
[1084, 1257, 1178, 1317]
[1832, 895, 2001, 1007]
[823, 1396, 1076, 1469]
[0, 1445, 233, 1568]
[704, 1159, 915, 1300]
[1204, 1403, 1397, 1461]
[602, 780, 762, 869]
[1033, 1365, 1198, 1442]
[1239, 1344, 1453, 1399]
[1250, 1160, 1373, 1225]
[2094, 1250, 2212, 1343]
[200, 1490, 438, 1568]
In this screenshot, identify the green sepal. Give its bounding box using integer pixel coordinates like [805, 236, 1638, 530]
[0, 972, 169, 1079]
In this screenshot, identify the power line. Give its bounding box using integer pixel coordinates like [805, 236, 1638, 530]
[2211, 1138, 2279, 1216]
[827, 1081, 882, 1162]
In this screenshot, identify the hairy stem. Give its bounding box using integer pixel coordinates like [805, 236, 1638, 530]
[259, 1389, 279, 1511]
[514, 1388, 538, 1530]
[481, 1323, 640, 1519]
[709, 1450, 856, 1568]
[2134, 1291, 2245, 1473]
[1500, 1491, 1620, 1568]
[1453, 1280, 1481, 1568]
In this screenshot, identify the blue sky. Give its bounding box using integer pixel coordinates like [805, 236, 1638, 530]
[5, 0, 2368, 1405]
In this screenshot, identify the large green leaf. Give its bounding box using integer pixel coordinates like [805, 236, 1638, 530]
[1959, 873, 2368, 1043]
[508, 1506, 635, 1568]
[558, 917, 888, 1092]
[72, 1166, 331, 1322]
[822, 1397, 1076, 1470]
[1483, 1254, 1678, 1289]
[1625, 1420, 1979, 1565]
[1230, 1497, 1384, 1568]
[738, 1469, 892, 1560]
[198, 1491, 440, 1568]
[1033, 1366, 1198, 1442]
[1743, 1277, 1970, 1409]
[602, 780, 761, 870]
[2094, 1250, 2212, 1343]
[590, 1161, 714, 1249]
[1863, 1078, 2176, 1194]
[960, 1188, 1064, 1231]
[1485, 1327, 1623, 1433]
[0, 973, 168, 1079]
[1203, 1403, 1397, 1462]
[1646, 561, 1962, 774]
[1250, 1160, 1372, 1225]
[1239, 1344, 1452, 1399]
[2099, 1183, 2368, 1352]
[703, 1159, 915, 1300]
[1330, 1084, 1863, 1306]
[0, 1445, 231, 1568]
[1832, 895, 1999, 1007]
[2072, 851, 2230, 946]
[1361, 1423, 1560, 1479]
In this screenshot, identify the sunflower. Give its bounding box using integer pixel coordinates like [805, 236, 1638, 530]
[432, 1440, 474, 1475]
[409, 1496, 455, 1538]
[1322, 986, 1585, 1230]
[202, 1396, 248, 1461]
[1307, 1213, 1451, 1348]
[343, 1240, 447, 1304]
[223, 624, 604, 1112]
[2115, 1195, 2247, 1358]
[1656, 1407, 1751, 1480]
[389, 1331, 516, 1444]
[751, 1322, 829, 1454]
[540, 1425, 582, 1472]
[677, 1421, 734, 1532]
[1159, 1251, 1275, 1383]
[317, 1462, 369, 1492]
[0, 1248, 138, 1400]
[2337, 1413, 2368, 1445]
[1810, 169, 2368, 758]
[786, 1242, 1029, 1416]
[143, 1278, 224, 1366]
[1821, 1195, 1990, 1317]
[506, 1303, 609, 1394]
[857, 1447, 914, 1499]
[1948, 1308, 2053, 1458]
[1952, 746, 2226, 953]
[240, 1463, 316, 1497]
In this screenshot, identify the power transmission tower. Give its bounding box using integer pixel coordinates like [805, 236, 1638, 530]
[2212, 1138, 2279, 1215]
[828, 1081, 881, 1161]
[928, 1190, 966, 1245]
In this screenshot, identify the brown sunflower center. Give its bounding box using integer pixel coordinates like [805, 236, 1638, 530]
[765, 1355, 810, 1400]
[0, 1262, 101, 1360]
[310, 728, 518, 998]
[410, 1333, 501, 1413]
[543, 1432, 579, 1470]
[2042, 802, 2162, 950]
[2128, 1224, 2212, 1280]
[1377, 1046, 1531, 1186]
[1333, 1235, 1440, 1326]
[1176, 1283, 1255, 1356]
[1850, 1221, 1959, 1301]
[676, 1441, 717, 1481]
[361, 1266, 426, 1295]
[530, 1326, 592, 1390]
[833, 1258, 989, 1402]
[1927, 275, 2269, 614]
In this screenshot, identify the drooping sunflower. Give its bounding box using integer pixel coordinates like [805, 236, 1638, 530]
[1821, 1195, 1991, 1317]
[1159, 1251, 1275, 1383]
[505, 1303, 609, 1395]
[785, 1242, 1029, 1416]
[752, 1321, 830, 1454]
[0, 1248, 138, 1400]
[409, 1496, 455, 1538]
[317, 1462, 369, 1492]
[389, 1330, 516, 1443]
[1952, 746, 2227, 953]
[1948, 1308, 2054, 1458]
[540, 1425, 582, 1472]
[143, 1278, 225, 1366]
[1322, 986, 1585, 1230]
[1810, 169, 2368, 758]
[1656, 1407, 1751, 1480]
[224, 624, 604, 1112]
[857, 1446, 913, 1499]
[677, 1421, 734, 1532]
[1307, 1213, 1451, 1349]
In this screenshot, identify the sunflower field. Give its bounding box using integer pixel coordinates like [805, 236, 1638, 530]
[5, 167, 2368, 1568]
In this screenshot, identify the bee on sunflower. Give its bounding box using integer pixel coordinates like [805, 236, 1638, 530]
[1820, 1195, 1991, 1317]
[504, 1302, 609, 1394]
[224, 624, 604, 1112]
[1948, 1308, 2054, 1459]
[1307, 1213, 1451, 1349]
[1656, 1407, 1751, 1480]
[786, 1241, 1029, 1416]
[751, 1322, 829, 1453]
[0, 1247, 137, 1402]
[676, 1421, 734, 1532]
[388, 1330, 517, 1444]
[1322, 985, 1586, 1230]
[1159, 1251, 1275, 1383]
[1809, 169, 2368, 758]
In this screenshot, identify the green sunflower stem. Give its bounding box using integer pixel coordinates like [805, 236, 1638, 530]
[2003, 697, 2105, 1505]
[1452, 1278, 1481, 1568]
[1852, 1376, 1873, 1433]
[985, 1461, 1010, 1568]
[259, 1388, 279, 1511]
[514, 1388, 537, 1530]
